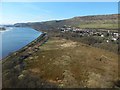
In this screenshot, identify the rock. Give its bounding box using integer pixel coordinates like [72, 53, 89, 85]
[49, 58, 52, 61]
[28, 51, 32, 55]
[56, 77, 59, 80]
[22, 70, 28, 74]
[13, 52, 17, 55]
[14, 65, 21, 71]
[58, 80, 62, 83]
[34, 56, 39, 59]
[29, 56, 33, 60]
[42, 56, 45, 58]
[18, 74, 24, 80]
[59, 84, 64, 87]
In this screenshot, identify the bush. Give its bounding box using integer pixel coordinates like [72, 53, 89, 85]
[114, 79, 120, 88]
[80, 36, 103, 45]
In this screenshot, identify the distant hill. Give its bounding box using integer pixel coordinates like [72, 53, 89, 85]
[14, 14, 118, 31]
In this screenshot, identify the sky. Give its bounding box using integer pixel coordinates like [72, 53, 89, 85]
[0, 2, 118, 24]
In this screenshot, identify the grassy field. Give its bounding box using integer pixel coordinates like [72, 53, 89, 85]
[23, 37, 118, 88]
[78, 23, 118, 29]
[15, 14, 119, 30]
[2, 35, 119, 88]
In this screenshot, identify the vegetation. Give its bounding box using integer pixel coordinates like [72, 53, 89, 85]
[44, 30, 118, 54]
[14, 14, 119, 30]
[78, 23, 118, 29]
[2, 36, 119, 88]
[2, 33, 58, 88]
[2, 14, 119, 88]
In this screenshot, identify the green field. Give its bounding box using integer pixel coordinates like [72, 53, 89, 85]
[78, 23, 118, 29]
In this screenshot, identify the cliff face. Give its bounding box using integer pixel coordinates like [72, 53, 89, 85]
[14, 14, 118, 30]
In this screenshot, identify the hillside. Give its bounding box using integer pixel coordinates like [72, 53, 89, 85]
[2, 36, 119, 88]
[3, 14, 119, 88]
[14, 14, 118, 30]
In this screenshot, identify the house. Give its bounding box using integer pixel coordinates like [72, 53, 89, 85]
[106, 40, 109, 43]
[113, 33, 119, 37]
[111, 37, 117, 41]
[101, 35, 104, 37]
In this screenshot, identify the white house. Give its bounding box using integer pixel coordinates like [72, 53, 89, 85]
[101, 35, 104, 37]
[111, 37, 117, 41]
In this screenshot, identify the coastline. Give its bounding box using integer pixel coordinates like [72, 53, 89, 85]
[2, 30, 48, 61]
[2, 28, 119, 88]
[2, 30, 56, 88]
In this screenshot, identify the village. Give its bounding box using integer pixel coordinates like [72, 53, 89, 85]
[59, 25, 119, 44]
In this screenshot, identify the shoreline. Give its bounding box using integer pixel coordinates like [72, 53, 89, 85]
[2, 30, 48, 61]
[2, 28, 119, 88]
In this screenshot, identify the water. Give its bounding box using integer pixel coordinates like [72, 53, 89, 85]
[0, 27, 41, 59]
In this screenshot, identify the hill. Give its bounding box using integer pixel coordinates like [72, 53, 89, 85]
[2, 36, 119, 88]
[3, 14, 119, 88]
[14, 14, 118, 30]
[14, 14, 119, 54]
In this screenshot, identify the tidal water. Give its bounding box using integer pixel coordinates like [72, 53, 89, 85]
[0, 27, 41, 59]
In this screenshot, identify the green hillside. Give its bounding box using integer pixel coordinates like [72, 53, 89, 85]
[14, 14, 119, 30]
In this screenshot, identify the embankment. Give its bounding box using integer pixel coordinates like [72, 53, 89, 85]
[2, 32, 57, 88]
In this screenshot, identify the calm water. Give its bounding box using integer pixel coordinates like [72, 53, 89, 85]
[0, 27, 41, 59]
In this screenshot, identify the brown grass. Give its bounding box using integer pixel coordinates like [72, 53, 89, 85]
[25, 37, 118, 88]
